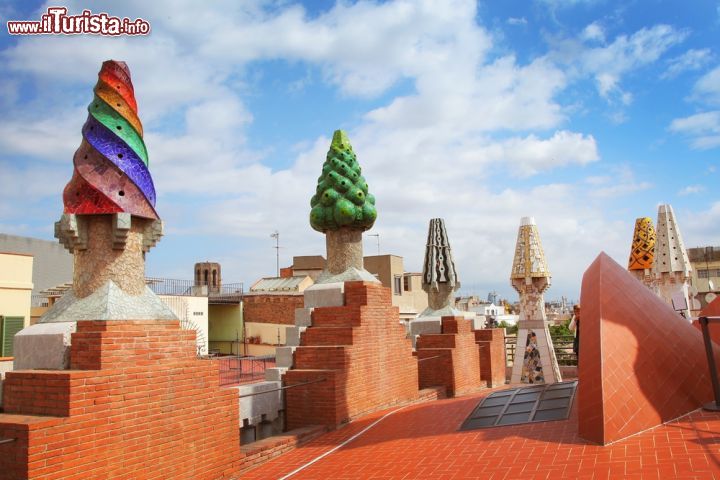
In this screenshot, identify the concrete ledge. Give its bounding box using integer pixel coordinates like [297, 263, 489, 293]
[294, 307, 314, 327]
[275, 346, 296, 368]
[285, 326, 306, 347]
[303, 282, 345, 308]
[13, 322, 76, 370]
[265, 367, 288, 382]
[0, 358, 13, 408]
[235, 381, 282, 426]
[407, 318, 441, 348]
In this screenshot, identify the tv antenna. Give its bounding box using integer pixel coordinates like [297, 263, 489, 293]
[271, 231, 280, 277]
[368, 233, 380, 255]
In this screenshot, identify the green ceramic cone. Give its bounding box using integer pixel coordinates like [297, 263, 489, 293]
[310, 130, 377, 232]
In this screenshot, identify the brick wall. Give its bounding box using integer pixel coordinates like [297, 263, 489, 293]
[284, 281, 419, 430]
[243, 295, 304, 325]
[416, 316, 482, 397]
[0, 320, 240, 479]
[474, 328, 507, 387]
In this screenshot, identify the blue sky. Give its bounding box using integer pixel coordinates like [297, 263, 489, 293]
[1, 0, 718, 301]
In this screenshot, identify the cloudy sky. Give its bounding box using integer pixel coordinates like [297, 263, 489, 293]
[1, 0, 719, 301]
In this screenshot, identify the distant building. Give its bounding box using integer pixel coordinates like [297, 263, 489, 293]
[284, 254, 428, 321]
[242, 276, 314, 355]
[363, 254, 428, 321]
[240, 254, 429, 355]
[454, 296, 510, 329]
[283, 255, 326, 281]
[158, 294, 209, 356]
[455, 295, 481, 311]
[195, 261, 222, 294]
[0, 252, 33, 356]
[688, 246, 720, 313]
[0, 234, 72, 306]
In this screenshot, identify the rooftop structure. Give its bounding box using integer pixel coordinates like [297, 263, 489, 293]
[653, 204, 692, 318]
[420, 218, 460, 316]
[310, 130, 378, 284]
[688, 246, 720, 313]
[14, 60, 173, 371]
[1, 60, 240, 479]
[509, 216, 561, 385]
[627, 216, 656, 290]
[0, 234, 73, 306]
[248, 276, 313, 294]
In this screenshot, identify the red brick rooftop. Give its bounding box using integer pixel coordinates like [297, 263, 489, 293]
[243, 386, 720, 479]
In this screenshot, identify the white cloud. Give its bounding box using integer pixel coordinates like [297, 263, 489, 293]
[0, 0, 685, 300]
[692, 65, 720, 107]
[588, 25, 686, 102]
[683, 201, 720, 247]
[535, 0, 599, 8]
[585, 165, 652, 198]
[678, 185, 705, 196]
[482, 131, 599, 177]
[662, 49, 713, 79]
[507, 17, 527, 26]
[581, 22, 605, 43]
[669, 111, 720, 150]
[193, 0, 491, 98]
[551, 24, 688, 105]
[0, 108, 83, 160]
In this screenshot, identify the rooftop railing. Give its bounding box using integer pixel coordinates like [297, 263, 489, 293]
[214, 354, 276, 387]
[505, 334, 577, 366]
[146, 278, 243, 303]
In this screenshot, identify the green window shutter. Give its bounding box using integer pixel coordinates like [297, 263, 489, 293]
[1, 316, 25, 357]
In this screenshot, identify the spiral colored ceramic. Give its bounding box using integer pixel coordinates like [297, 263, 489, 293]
[63, 60, 158, 220]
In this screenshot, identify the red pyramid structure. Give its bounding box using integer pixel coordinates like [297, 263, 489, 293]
[692, 296, 720, 345]
[578, 252, 720, 445]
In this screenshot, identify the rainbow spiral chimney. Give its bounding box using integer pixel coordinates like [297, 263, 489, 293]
[63, 60, 158, 220]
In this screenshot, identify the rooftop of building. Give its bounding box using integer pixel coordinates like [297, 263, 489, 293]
[248, 275, 312, 293]
[242, 386, 720, 479]
[688, 246, 720, 263]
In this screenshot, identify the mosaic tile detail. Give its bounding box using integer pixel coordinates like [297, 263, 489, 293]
[71, 141, 158, 220]
[521, 330, 545, 383]
[653, 204, 690, 276]
[309, 130, 376, 232]
[511, 216, 550, 280]
[422, 218, 459, 290]
[62, 60, 158, 220]
[628, 217, 656, 270]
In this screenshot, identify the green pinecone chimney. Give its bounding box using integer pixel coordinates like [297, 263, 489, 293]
[309, 130, 377, 233]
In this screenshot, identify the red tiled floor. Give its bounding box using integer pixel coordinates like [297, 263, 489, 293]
[243, 386, 720, 479]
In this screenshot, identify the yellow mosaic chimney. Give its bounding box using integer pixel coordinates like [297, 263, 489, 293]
[628, 217, 656, 271]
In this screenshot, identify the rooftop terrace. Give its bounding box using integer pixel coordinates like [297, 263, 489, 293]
[242, 386, 720, 479]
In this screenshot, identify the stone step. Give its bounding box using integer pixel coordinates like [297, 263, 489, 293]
[285, 326, 307, 347]
[303, 283, 344, 308]
[264, 367, 287, 382]
[294, 307, 314, 327]
[275, 346, 296, 369]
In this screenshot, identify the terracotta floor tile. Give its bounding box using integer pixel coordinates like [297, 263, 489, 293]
[242, 388, 720, 480]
